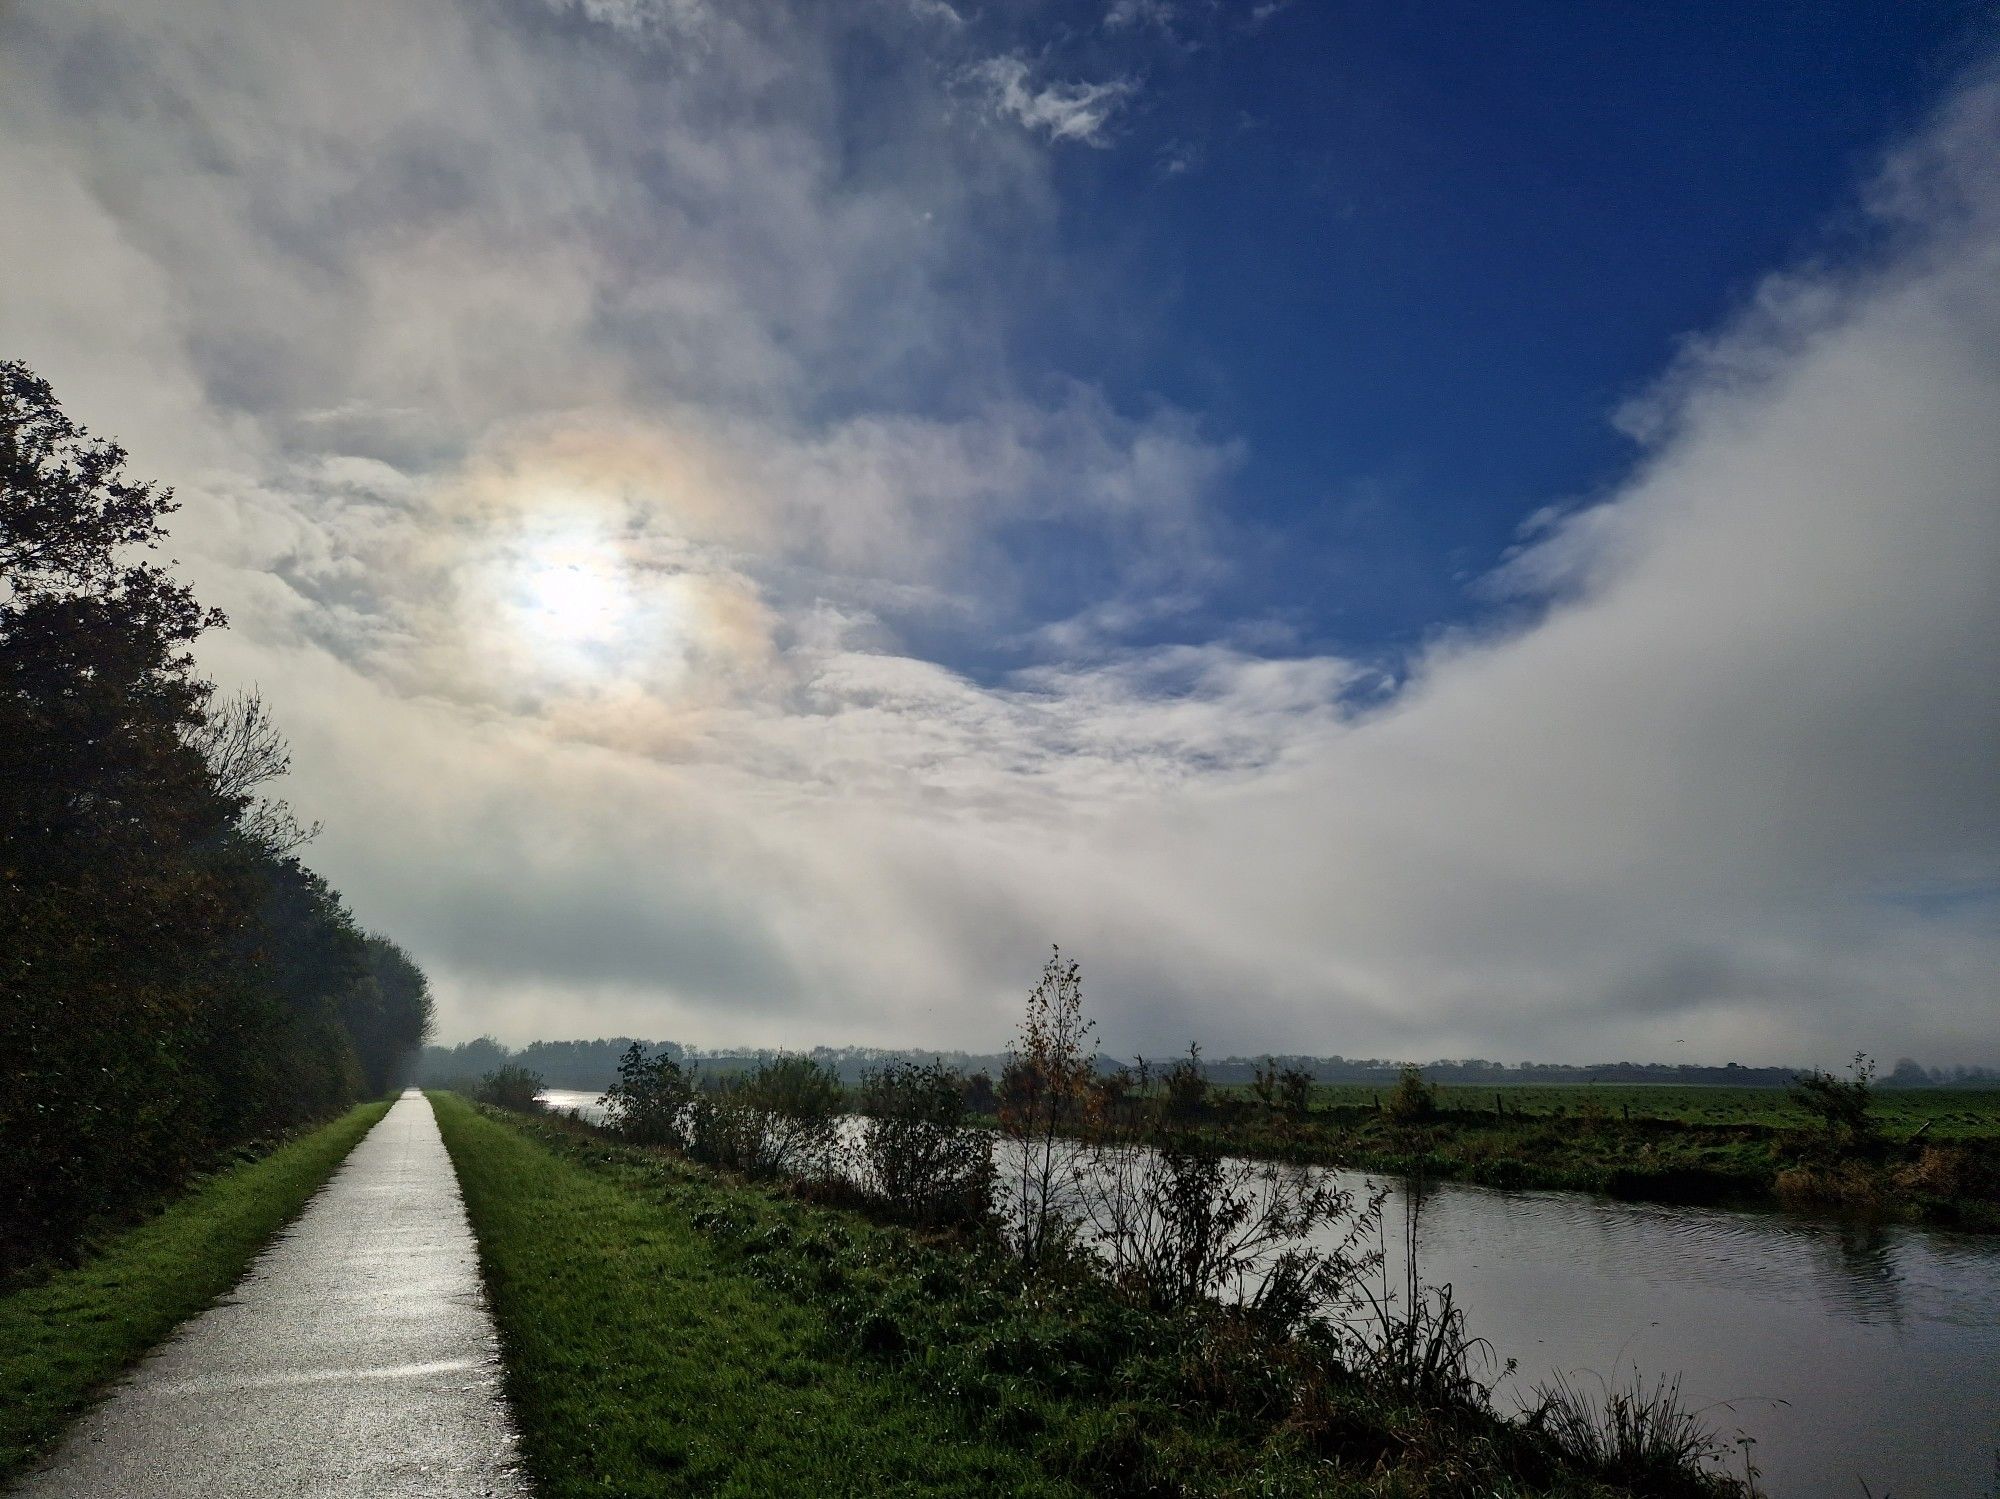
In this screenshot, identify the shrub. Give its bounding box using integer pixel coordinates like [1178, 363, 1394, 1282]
[683, 1090, 767, 1173]
[1000, 947, 1096, 1266]
[602, 1041, 692, 1146]
[741, 1055, 843, 1180]
[1082, 1129, 1378, 1325]
[681, 1055, 843, 1180]
[856, 1061, 995, 1227]
[959, 1070, 998, 1117]
[1789, 1052, 1879, 1154]
[1278, 1067, 1315, 1120]
[476, 1064, 545, 1111]
[1384, 1065, 1437, 1125]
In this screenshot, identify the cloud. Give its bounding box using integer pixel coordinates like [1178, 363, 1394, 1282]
[1104, 0, 1175, 35]
[2, 2, 1995, 1064]
[963, 56, 1138, 147]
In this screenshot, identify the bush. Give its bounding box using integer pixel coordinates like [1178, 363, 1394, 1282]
[1384, 1065, 1437, 1125]
[856, 1061, 996, 1227]
[602, 1041, 691, 1146]
[681, 1055, 843, 1180]
[741, 1055, 844, 1180]
[1789, 1052, 1878, 1154]
[477, 1064, 545, 1111]
[1083, 1131, 1376, 1324]
[1160, 1044, 1209, 1125]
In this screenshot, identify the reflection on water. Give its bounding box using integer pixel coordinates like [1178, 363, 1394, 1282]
[538, 1090, 2000, 1497]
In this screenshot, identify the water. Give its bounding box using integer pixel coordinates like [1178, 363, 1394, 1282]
[541, 1087, 611, 1123]
[1326, 1176, 2000, 1497]
[538, 1090, 2000, 1496]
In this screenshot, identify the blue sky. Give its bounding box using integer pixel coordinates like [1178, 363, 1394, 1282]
[922, 1, 1994, 663]
[4, 0, 1996, 1062]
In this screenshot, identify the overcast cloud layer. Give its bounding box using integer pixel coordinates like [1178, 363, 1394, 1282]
[4, 1, 1996, 1064]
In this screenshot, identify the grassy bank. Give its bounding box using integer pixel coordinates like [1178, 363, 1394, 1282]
[0, 1097, 392, 1484]
[436, 1093, 1739, 1498]
[430, 1091, 1071, 1498]
[985, 1084, 2000, 1231]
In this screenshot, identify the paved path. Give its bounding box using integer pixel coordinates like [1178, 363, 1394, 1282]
[18, 1092, 531, 1498]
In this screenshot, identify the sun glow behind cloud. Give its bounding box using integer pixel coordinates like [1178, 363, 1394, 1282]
[1, 0, 1994, 1062]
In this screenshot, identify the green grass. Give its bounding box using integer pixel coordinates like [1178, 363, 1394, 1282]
[1218, 1083, 2000, 1142]
[435, 1095, 1712, 1499]
[1170, 1085, 2000, 1228]
[0, 1098, 392, 1484]
[428, 1091, 1076, 1498]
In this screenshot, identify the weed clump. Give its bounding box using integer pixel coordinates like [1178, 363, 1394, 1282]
[1531, 1366, 1751, 1496]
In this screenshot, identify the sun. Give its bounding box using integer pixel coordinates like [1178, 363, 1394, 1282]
[504, 528, 640, 665]
[526, 556, 624, 645]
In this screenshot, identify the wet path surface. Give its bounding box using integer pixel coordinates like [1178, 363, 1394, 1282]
[17, 1091, 529, 1498]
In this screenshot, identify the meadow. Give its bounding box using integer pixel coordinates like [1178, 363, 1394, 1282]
[1229, 1084, 2000, 1142]
[1182, 1081, 2000, 1227]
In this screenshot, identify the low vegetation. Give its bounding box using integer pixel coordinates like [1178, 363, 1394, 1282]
[1103, 1059, 2000, 1232]
[440, 1094, 1747, 1498]
[452, 952, 1756, 1497]
[432, 1092, 1072, 1498]
[0, 1100, 391, 1485]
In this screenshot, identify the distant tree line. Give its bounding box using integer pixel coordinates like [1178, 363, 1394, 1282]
[419, 1032, 2000, 1097]
[1, 361, 433, 1268]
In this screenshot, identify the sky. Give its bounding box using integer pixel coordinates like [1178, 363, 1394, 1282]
[3, 0, 1997, 1066]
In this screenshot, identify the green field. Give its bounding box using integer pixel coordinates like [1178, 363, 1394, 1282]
[0, 1100, 392, 1485]
[1213, 1083, 2000, 1142]
[1180, 1083, 2000, 1227]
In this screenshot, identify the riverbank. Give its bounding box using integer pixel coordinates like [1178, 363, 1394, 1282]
[0, 1098, 392, 1485]
[1144, 1095, 2000, 1232]
[438, 1093, 1748, 1498]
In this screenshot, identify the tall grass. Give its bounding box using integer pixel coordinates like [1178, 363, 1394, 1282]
[1531, 1366, 1753, 1496]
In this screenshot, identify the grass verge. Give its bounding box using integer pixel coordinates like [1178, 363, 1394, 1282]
[436, 1094, 1725, 1498]
[0, 1097, 392, 1484]
[429, 1090, 1073, 1498]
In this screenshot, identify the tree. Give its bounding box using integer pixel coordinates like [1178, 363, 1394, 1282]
[186, 689, 321, 855]
[1000, 946, 1096, 1265]
[1, 360, 241, 1259]
[356, 934, 435, 1091]
[0, 361, 432, 1265]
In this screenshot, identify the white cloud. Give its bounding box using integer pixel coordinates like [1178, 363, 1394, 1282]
[2, 1, 1994, 1065]
[963, 56, 1138, 148]
[1105, 0, 1174, 35]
